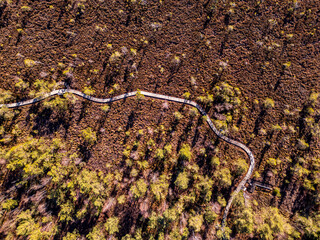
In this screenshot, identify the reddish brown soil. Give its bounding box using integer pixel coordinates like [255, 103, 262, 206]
[0, 0, 319, 237]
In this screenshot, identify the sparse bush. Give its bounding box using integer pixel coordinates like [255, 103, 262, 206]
[216, 227, 231, 239]
[81, 127, 97, 145]
[175, 171, 189, 190]
[273, 187, 281, 197]
[117, 195, 126, 204]
[183, 92, 191, 99]
[130, 168, 139, 177]
[151, 175, 169, 202]
[267, 158, 280, 167]
[24, 58, 36, 67]
[264, 98, 275, 109]
[130, 179, 148, 198]
[214, 120, 228, 133]
[101, 105, 110, 112]
[1, 199, 18, 210]
[179, 144, 192, 161]
[138, 129, 144, 136]
[136, 90, 145, 101]
[197, 94, 214, 106]
[204, 209, 217, 224]
[155, 148, 165, 160]
[290, 163, 310, 179]
[0, 106, 15, 120]
[272, 124, 282, 132]
[189, 107, 198, 117]
[87, 225, 106, 240]
[43, 97, 69, 111]
[297, 214, 320, 239]
[309, 92, 319, 104]
[83, 86, 95, 96]
[109, 51, 122, 64]
[217, 195, 226, 207]
[0, 89, 13, 103]
[303, 179, 315, 191]
[172, 55, 181, 66]
[15, 78, 29, 90]
[215, 168, 232, 188]
[233, 158, 248, 176]
[164, 207, 179, 223]
[297, 139, 309, 150]
[147, 139, 155, 150]
[188, 214, 203, 232]
[104, 217, 119, 235]
[174, 111, 183, 120]
[256, 207, 294, 239]
[211, 156, 220, 167]
[233, 195, 254, 234]
[213, 82, 241, 106]
[164, 144, 172, 155]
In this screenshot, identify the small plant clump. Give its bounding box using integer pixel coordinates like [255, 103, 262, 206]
[81, 127, 97, 145]
[109, 51, 122, 65]
[264, 98, 275, 109]
[297, 139, 309, 150]
[83, 86, 95, 96]
[188, 214, 203, 232]
[179, 144, 192, 161]
[130, 179, 148, 199]
[0, 89, 13, 103]
[24, 58, 36, 67]
[104, 217, 120, 235]
[101, 105, 110, 112]
[136, 90, 145, 101]
[175, 171, 189, 190]
[173, 111, 183, 120]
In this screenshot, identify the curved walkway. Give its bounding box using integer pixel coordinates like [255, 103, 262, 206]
[0, 88, 255, 231]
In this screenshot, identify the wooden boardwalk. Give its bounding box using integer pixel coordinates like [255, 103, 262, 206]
[0, 88, 256, 232]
